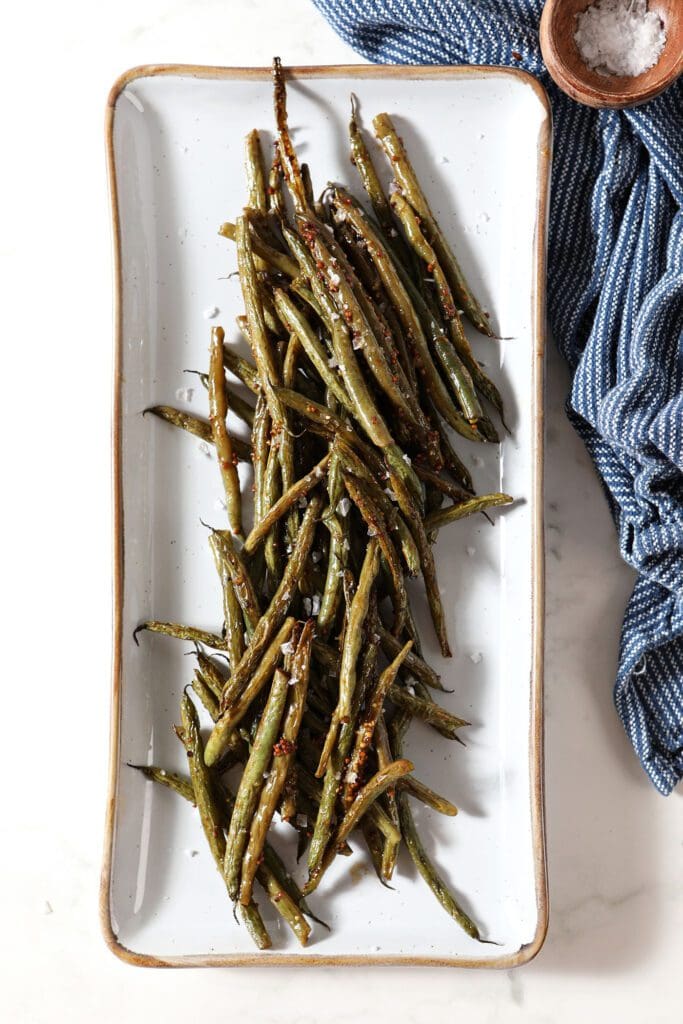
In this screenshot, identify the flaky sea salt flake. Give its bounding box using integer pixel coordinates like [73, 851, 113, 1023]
[575, 0, 666, 77]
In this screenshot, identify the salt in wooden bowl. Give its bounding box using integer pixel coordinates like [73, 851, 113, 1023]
[540, 0, 683, 108]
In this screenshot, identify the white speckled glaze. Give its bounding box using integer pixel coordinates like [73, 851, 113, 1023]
[105, 65, 548, 965]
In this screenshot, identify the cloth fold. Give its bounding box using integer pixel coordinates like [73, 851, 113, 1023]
[312, 0, 683, 793]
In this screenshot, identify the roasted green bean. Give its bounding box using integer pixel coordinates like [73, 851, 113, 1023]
[243, 453, 330, 555]
[389, 684, 469, 740]
[304, 758, 413, 894]
[209, 326, 243, 537]
[336, 538, 380, 727]
[205, 617, 296, 766]
[373, 712, 401, 880]
[307, 595, 379, 878]
[239, 620, 313, 905]
[219, 494, 323, 711]
[224, 667, 290, 900]
[245, 129, 267, 213]
[377, 626, 447, 692]
[191, 670, 220, 721]
[343, 640, 412, 808]
[398, 790, 479, 940]
[342, 472, 407, 637]
[373, 112, 493, 338]
[398, 775, 458, 817]
[134, 621, 228, 651]
[272, 57, 308, 214]
[145, 405, 252, 462]
[424, 493, 513, 533]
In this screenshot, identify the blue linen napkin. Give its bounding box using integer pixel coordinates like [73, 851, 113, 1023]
[311, 0, 683, 794]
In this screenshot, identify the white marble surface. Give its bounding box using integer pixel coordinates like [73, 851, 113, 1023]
[2, 1, 680, 1020]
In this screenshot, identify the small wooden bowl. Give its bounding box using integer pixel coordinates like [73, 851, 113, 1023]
[540, 0, 683, 108]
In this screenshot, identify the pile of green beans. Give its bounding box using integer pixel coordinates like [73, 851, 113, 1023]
[134, 58, 514, 949]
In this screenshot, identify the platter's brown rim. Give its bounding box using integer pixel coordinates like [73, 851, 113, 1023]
[102, 62, 550, 969]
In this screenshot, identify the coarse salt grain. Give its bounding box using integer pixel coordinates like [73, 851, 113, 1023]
[575, 0, 666, 77]
[337, 497, 351, 517]
[175, 386, 194, 403]
[203, 306, 219, 320]
[469, 652, 483, 664]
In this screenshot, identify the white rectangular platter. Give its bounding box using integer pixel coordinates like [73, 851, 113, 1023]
[102, 64, 549, 968]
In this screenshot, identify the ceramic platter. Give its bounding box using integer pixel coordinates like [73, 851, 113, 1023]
[102, 64, 549, 967]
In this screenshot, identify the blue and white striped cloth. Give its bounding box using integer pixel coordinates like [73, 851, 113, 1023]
[312, 0, 683, 794]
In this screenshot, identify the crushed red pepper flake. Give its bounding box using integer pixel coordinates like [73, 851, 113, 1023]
[273, 737, 296, 757]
